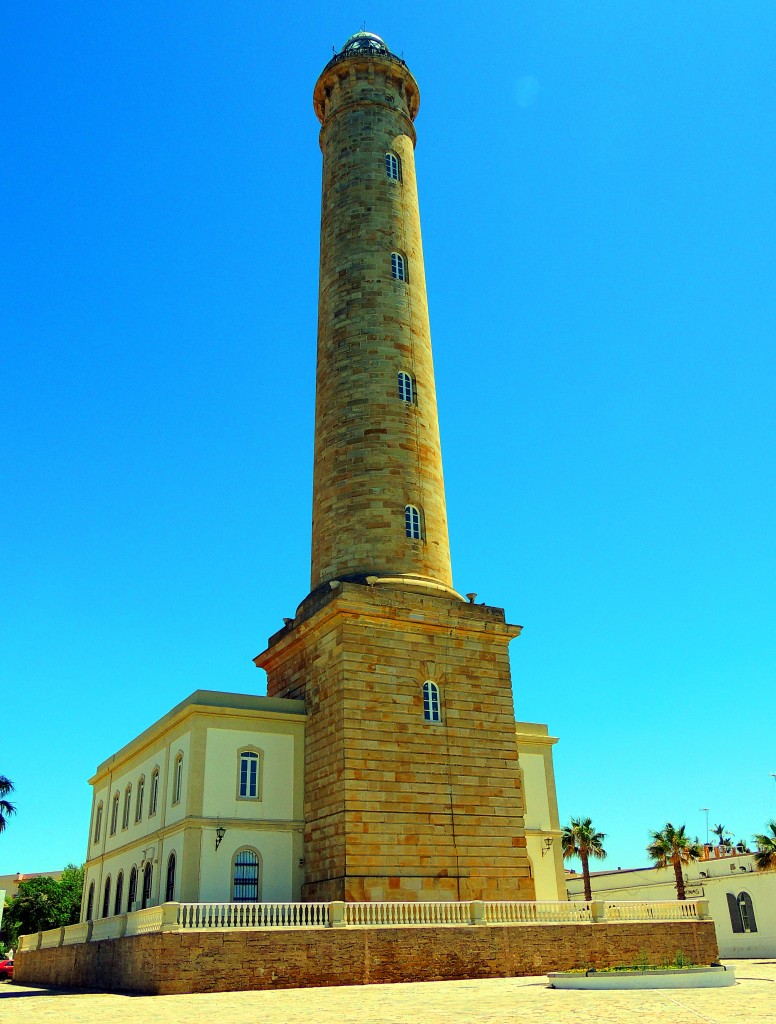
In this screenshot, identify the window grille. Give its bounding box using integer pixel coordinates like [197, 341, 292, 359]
[165, 852, 176, 903]
[233, 849, 260, 903]
[385, 151, 401, 181]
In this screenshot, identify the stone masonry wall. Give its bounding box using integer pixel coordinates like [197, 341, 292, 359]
[310, 51, 453, 591]
[258, 584, 536, 903]
[15, 921, 718, 995]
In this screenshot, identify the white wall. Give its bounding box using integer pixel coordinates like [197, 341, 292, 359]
[567, 853, 776, 958]
[201, 728, 296, 820]
[198, 827, 297, 903]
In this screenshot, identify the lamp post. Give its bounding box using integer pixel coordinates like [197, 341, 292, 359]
[700, 807, 710, 846]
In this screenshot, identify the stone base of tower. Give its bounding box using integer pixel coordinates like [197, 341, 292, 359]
[255, 582, 535, 903]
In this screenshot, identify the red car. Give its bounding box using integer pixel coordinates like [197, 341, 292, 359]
[0, 959, 13, 981]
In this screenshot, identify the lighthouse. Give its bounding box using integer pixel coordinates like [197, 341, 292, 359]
[256, 32, 535, 903]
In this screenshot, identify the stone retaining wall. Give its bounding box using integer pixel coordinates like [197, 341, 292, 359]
[15, 921, 718, 995]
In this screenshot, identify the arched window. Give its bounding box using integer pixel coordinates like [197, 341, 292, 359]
[232, 848, 261, 903]
[727, 891, 758, 933]
[165, 852, 176, 902]
[149, 767, 159, 816]
[141, 862, 153, 909]
[385, 151, 401, 181]
[114, 870, 124, 915]
[739, 891, 757, 932]
[391, 252, 406, 281]
[102, 876, 111, 918]
[404, 504, 422, 539]
[109, 793, 120, 835]
[135, 775, 145, 822]
[238, 750, 260, 799]
[85, 881, 95, 921]
[422, 681, 441, 723]
[172, 753, 184, 805]
[127, 866, 138, 910]
[93, 801, 103, 843]
[397, 372, 415, 403]
[122, 784, 132, 829]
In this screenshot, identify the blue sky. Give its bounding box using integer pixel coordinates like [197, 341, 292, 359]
[3, 2, 775, 877]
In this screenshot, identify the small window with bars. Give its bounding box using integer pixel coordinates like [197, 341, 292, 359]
[391, 252, 406, 281]
[404, 504, 422, 539]
[233, 848, 261, 903]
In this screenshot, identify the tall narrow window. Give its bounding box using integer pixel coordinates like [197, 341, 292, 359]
[172, 753, 184, 805]
[423, 681, 441, 722]
[239, 751, 260, 799]
[114, 871, 124, 916]
[149, 767, 159, 816]
[404, 504, 422, 539]
[86, 882, 95, 921]
[391, 252, 406, 281]
[232, 848, 260, 903]
[93, 802, 103, 843]
[738, 892, 757, 932]
[165, 852, 176, 902]
[135, 776, 145, 823]
[128, 866, 138, 910]
[122, 784, 132, 829]
[110, 793, 119, 835]
[385, 151, 401, 181]
[141, 862, 153, 909]
[397, 371, 415, 403]
[102, 876, 112, 918]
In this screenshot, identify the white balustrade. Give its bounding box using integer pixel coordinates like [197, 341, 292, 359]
[604, 900, 699, 922]
[16, 897, 706, 951]
[38, 927, 64, 949]
[62, 922, 90, 946]
[485, 901, 595, 924]
[178, 901, 329, 929]
[125, 905, 165, 935]
[344, 901, 470, 926]
[90, 915, 126, 941]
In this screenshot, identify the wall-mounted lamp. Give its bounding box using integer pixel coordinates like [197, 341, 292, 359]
[215, 826, 226, 851]
[541, 837, 553, 857]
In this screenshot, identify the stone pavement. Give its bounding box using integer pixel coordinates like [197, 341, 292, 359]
[1, 960, 774, 1024]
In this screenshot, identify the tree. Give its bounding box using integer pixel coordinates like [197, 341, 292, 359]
[712, 823, 733, 847]
[561, 816, 607, 901]
[0, 776, 16, 833]
[646, 822, 702, 900]
[0, 865, 85, 947]
[753, 821, 776, 872]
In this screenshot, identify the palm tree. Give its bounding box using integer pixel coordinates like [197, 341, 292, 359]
[561, 816, 607, 901]
[0, 776, 16, 833]
[753, 821, 776, 871]
[647, 822, 702, 900]
[711, 823, 729, 846]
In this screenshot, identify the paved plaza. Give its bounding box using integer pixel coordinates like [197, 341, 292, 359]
[1, 960, 774, 1024]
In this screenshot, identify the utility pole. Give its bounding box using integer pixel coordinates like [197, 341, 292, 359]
[700, 807, 710, 845]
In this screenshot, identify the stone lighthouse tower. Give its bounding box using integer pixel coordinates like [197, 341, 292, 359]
[256, 32, 535, 903]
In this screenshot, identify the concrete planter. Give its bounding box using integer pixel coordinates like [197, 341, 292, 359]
[549, 965, 735, 990]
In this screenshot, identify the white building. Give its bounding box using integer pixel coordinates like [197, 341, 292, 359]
[81, 690, 565, 919]
[567, 848, 776, 957]
[82, 691, 305, 920]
